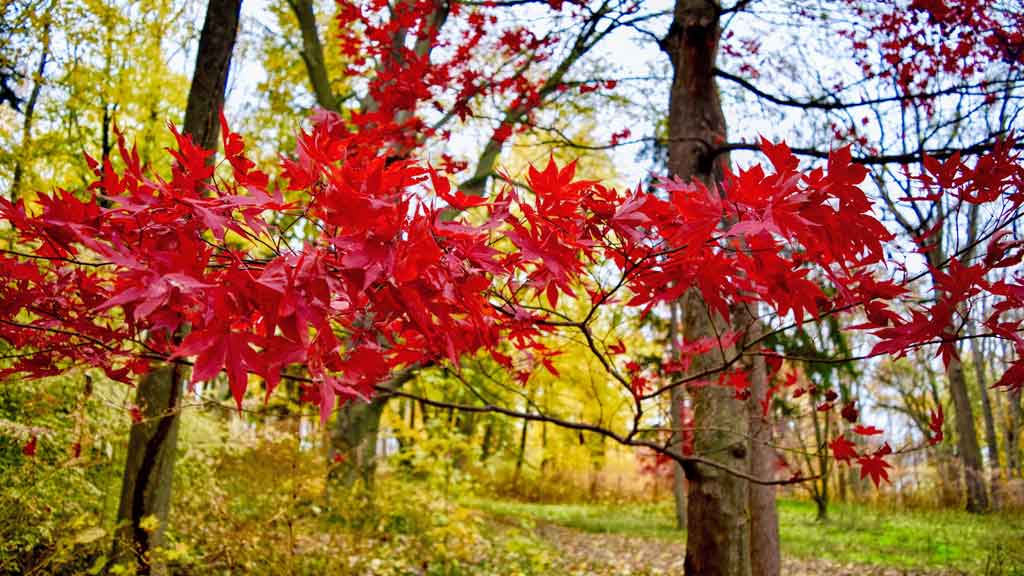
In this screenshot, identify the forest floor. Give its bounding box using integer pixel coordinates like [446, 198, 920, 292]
[469, 498, 1024, 576]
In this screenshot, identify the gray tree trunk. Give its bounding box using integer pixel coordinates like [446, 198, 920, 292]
[971, 334, 1001, 507]
[668, 302, 687, 529]
[923, 243, 988, 513]
[328, 397, 388, 489]
[743, 314, 780, 575]
[113, 0, 242, 571]
[947, 355, 990, 512]
[327, 369, 419, 489]
[1007, 387, 1022, 478]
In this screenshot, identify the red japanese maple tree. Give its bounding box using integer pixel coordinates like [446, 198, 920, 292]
[3, 107, 1022, 485]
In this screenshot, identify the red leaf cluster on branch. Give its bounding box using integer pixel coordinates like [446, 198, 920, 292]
[844, 0, 1024, 95]
[332, 0, 559, 155]
[1, 111, 1022, 484]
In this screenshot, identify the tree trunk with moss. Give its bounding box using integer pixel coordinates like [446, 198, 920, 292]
[327, 368, 419, 489]
[113, 366, 182, 572]
[328, 397, 388, 489]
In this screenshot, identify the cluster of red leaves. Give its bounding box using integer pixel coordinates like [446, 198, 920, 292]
[831, 434, 894, 488]
[333, 0, 559, 155]
[859, 143, 1024, 390]
[827, 397, 906, 488]
[2, 113, 1022, 483]
[844, 0, 1024, 95]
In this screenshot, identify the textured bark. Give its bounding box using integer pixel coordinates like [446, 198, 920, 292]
[328, 397, 388, 489]
[743, 314, 780, 576]
[112, 366, 183, 573]
[182, 0, 243, 152]
[681, 292, 751, 576]
[663, 0, 751, 573]
[971, 335, 1002, 507]
[668, 302, 687, 529]
[114, 2, 241, 570]
[947, 355, 990, 512]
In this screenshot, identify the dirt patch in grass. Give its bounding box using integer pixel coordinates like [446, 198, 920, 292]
[530, 521, 960, 576]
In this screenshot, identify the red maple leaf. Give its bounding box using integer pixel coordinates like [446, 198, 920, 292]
[829, 434, 858, 463]
[840, 401, 859, 422]
[853, 424, 884, 436]
[430, 168, 486, 210]
[22, 435, 37, 457]
[857, 446, 893, 488]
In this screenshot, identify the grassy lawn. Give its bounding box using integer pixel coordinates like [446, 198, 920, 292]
[467, 497, 1024, 574]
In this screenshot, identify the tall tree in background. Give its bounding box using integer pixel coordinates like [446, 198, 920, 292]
[112, 0, 242, 570]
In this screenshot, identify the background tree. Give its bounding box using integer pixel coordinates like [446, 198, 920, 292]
[111, 0, 242, 570]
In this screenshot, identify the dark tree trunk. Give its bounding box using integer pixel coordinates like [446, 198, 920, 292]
[679, 291, 750, 576]
[113, 1, 241, 571]
[662, 0, 752, 573]
[182, 0, 243, 151]
[947, 352, 990, 512]
[514, 415, 529, 483]
[480, 417, 494, 462]
[814, 496, 828, 522]
[113, 366, 182, 572]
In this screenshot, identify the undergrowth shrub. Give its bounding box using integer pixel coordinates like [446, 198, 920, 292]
[0, 372, 128, 575]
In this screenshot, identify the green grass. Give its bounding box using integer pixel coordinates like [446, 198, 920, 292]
[466, 497, 1024, 574]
